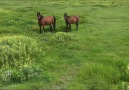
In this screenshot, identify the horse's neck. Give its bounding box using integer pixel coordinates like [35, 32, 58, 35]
[66, 16, 70, 19]
[38, 15, 44, 24]
[40, 15, 44, 19]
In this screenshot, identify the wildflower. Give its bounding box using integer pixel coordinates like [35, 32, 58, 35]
[128, 86, 129, 89]
[24, 64, 28, 67]
[128, 65, 129, 70]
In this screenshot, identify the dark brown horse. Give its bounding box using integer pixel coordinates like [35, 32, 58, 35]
[37, 12, 56, 33]
[64, 13, 79, 32]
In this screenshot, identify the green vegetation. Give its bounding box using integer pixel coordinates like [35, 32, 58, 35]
[0, 0, 129, 89]
[0, 35, 44, 83]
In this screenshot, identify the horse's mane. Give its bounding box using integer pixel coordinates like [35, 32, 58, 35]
[40, 15, 44, 19]
[67, 16, 70, 18]
[66, 16, 71, 19]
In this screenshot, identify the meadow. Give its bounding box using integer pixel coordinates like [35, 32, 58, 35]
[0, 0, 129, 89]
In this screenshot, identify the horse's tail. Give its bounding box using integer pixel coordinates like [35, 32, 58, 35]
[53, 16, 56, 29]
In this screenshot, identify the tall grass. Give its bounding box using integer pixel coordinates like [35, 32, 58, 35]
[0, 35, 44, 83]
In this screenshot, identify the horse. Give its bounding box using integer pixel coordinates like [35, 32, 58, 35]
[64, 13, 79, 32]
[37, 12, 56, 33]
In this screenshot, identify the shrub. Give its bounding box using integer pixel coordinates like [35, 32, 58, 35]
[0, 35, 44, 67]
[0, 35, 44, 83]
[0, 64, 42, 83]
[51, 32, 79, 42]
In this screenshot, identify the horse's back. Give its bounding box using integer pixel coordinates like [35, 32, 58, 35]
[69, 16, 79, 23]
[42, 16, 54, 25]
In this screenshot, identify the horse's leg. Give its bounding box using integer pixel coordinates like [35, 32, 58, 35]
[52, 23, 55, 31]
[69, 24, 71, 32]
[66, 23, 68, 32]
[39, 24, 42, 33]
[50, 24, 52, 32]
[43, 25, 45, 34]
[75, 22, 78, 30]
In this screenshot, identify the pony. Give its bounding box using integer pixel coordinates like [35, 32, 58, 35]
[37, 12, 56, 33]
[64, 13, 79, 32]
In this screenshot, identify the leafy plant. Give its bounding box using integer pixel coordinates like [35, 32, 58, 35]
[51, 32, 79, 42]
[0, 35, 44, 83]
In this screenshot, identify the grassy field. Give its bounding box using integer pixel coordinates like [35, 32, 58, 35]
[0, 0, 129, 89]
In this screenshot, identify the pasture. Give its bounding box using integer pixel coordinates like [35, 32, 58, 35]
[0, 0, 129, 89]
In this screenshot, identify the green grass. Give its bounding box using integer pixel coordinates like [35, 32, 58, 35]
[0, 0, 129, 89]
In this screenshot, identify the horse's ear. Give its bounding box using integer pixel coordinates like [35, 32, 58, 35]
[64, 13, 67, 15]
[37, 12, 40, 14]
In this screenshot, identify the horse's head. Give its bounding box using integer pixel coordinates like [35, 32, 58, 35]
[37, 12, 41, 20]
[64, 13, 68, 19]
[37, 12, 44, 20]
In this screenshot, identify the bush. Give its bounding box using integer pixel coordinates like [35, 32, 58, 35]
[0, 64, 42, 83]
[0, 35, 44, 83]
[51, 32, 79, 42]
[0, 35, 44, 67]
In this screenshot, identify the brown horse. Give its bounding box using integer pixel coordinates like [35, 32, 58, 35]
[37, 12, 56, 33]
[64, 13, 79, 32]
